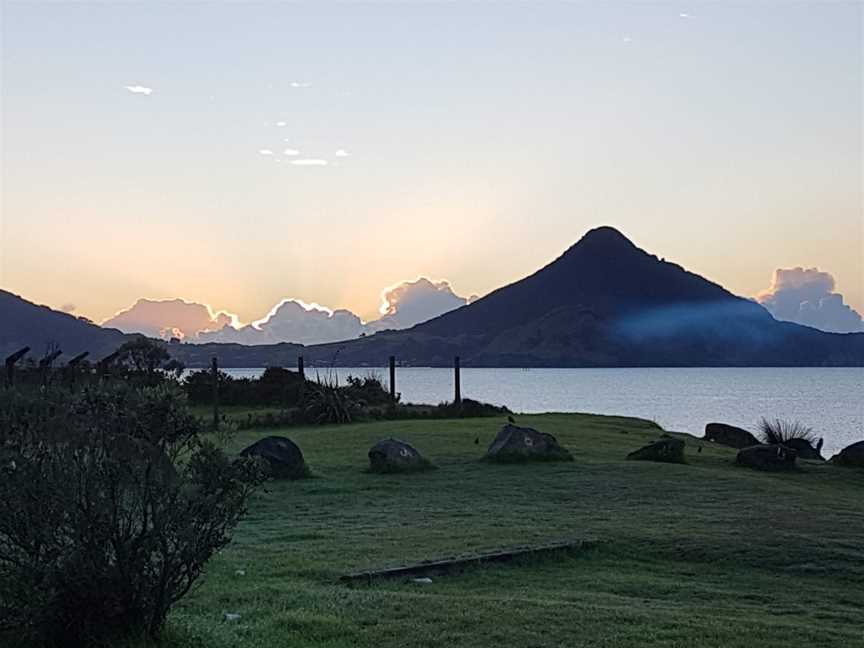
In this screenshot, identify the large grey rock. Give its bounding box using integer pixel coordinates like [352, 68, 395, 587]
[240, 436, 309, 479]
[831, 440, 864, 468]
[484, 424, 573, 463]
[627, 436, 685, 464]
[736, 444, 797, 471]
[782, 437, 825, 461]
[368, 438, 432, 473]
[704, 423, 759, 449]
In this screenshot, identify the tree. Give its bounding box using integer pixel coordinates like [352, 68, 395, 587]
[115, 337, 170, 374]
[0, 383, 265, 646]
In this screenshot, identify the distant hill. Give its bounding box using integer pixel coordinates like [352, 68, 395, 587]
[0, 289, 130, 361]
[2, 228, 863, 367]
[296, 227, 864, 367]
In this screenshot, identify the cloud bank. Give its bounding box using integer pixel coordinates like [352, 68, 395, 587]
[103, 299, 239, 340]
[105, 278, 475, 345]
[757, 267, 864, 333]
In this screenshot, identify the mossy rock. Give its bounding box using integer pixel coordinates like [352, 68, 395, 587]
[368, 438, 435, 474]
[626, 437, 685, 464]
[240, 436, 311, 480]
[484, 424, 574, 463]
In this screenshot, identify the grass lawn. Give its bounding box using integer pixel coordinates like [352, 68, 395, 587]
[161, 414, 864, 648]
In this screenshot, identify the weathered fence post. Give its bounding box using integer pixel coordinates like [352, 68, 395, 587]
[4, 346, 29, 388]
[67, 351, 90, 386]
[389, 355, 396, 403]
[297, 355, 305, 380]
[454, 356, 461, 405]
[211, 356, 219, 431]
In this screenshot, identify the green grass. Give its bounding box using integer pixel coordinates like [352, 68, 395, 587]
[159, 413, 864, 648]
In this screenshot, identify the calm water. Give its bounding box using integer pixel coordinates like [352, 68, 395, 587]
[223, 367, 864, 457]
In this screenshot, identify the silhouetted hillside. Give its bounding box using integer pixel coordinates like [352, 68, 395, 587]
[2, 228, 863, 367]
[298, 227, 864, 367]
[0, 290, 129, 361]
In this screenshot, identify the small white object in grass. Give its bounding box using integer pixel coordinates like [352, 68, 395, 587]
[412, 577, 433, 584]
[235, 569, 246, 577]
[223, 612, 241, 622]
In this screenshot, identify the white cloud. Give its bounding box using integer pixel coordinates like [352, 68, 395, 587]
[103, 299, 240, 341]
[290, 82, 311, 88]
[259, 149, 274, 156]
[367, 278, 474, 332]
[276, 121, 287, 127]
[291, 158, 328, 166]
[193, 277, 476, 345]
[757, 267, 864, 333]
[622, 36, 633, 43]
[679, 12, 691, 18]
[199, 299, 364, 346]
[334, 149, 350, 157]
[283, 148, 300, 156]
[124, 85, 153, 95]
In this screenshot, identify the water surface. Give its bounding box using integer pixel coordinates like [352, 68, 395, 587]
[223, 367, 863, 457]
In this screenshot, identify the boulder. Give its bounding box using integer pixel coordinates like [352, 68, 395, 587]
[704, 423, 759, 449]
[626, 436, 685, 464]
[240, 436, 309, 479]
[368, 438, 432, 473]
[484, 424, 573, 463]
[831, 440, 864, 468]
[736, 444, 797, 471]
[782, 437, 825, 461]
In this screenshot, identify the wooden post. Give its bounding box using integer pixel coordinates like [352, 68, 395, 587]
[454, 356, 461, 405]
[389, 355, 396, 403]
[297, 355, 305, 380]
[5, 347, 30, 388]
[211, 356, 219, 431]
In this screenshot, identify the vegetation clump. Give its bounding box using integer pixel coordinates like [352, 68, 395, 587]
[0, 383, 265, 647]
[758, 418, 824, 460]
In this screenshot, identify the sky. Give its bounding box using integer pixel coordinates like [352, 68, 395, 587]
[1, 1, 861, 331]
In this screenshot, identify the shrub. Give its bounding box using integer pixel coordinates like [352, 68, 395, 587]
[758, 418, 818, 447]
[342, 372, 395, 406]
[302, 375, 358, 424]
[0, 384, 265, 647]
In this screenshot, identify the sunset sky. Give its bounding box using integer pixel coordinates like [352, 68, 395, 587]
[1, 2, 861, 326]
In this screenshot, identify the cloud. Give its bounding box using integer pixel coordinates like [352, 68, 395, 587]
[259, 149, 274, 156]
[283, 148, 300, 156]
[103, 299, 240, 340]
[290, 82, 311, 88]
[679, 12, 691, 19]
[124, 85, 153, 95]
[367, 278, 475, 332]
[194, 277, 476, 345]
[276, 121, 287, 127]
[334, 149, 350, 157]
[198, 299, 364, 346]
[757, 267, 864, 333]
[291, 158, 328, 166]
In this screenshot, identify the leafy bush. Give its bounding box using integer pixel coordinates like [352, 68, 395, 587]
[758, 418, 818, 447]
[342, 373, 395, 406]
[0, 384, 265, 647]
[183, 366, 305, 407]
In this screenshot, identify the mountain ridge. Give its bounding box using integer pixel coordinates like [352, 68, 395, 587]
[1, 227, 862, 367]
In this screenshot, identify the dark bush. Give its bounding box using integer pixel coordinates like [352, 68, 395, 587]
[0, 384, 265, 647]
[342, 373, 395, 406]
[183, 366, 305, 407]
